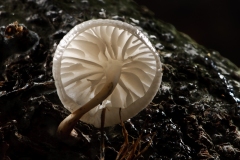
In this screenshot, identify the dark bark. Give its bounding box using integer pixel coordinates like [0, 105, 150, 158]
[0, 0, 240, 159]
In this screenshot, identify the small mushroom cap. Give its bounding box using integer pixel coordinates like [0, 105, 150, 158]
[53, 19, 163, 128]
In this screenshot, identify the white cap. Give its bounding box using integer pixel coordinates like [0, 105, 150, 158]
[53, 19, 163, 128]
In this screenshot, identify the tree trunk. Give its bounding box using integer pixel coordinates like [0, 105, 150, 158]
[0, 0, 240, 159]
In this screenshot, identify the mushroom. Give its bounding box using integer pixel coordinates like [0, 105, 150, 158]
[52, 19, 163, 138]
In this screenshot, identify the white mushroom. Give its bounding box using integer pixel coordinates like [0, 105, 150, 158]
[52, 19, 163, 138]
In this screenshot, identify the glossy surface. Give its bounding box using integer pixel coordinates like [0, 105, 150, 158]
[0, 0, 240, 159]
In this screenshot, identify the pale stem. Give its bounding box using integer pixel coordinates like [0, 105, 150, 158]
[57, 63, 122, 139]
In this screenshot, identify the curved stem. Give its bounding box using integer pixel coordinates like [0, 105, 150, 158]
[57, 62, 122, 139]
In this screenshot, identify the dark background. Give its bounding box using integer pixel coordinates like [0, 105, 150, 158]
[134, 0, 240, 67]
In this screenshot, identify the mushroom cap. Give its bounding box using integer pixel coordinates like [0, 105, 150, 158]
[53, 19, 163, 128]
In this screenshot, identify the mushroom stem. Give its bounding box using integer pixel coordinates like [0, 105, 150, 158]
[57, 63, 122, 139]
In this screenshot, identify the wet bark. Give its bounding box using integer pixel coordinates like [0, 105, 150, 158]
[0, 0, 240, 159]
